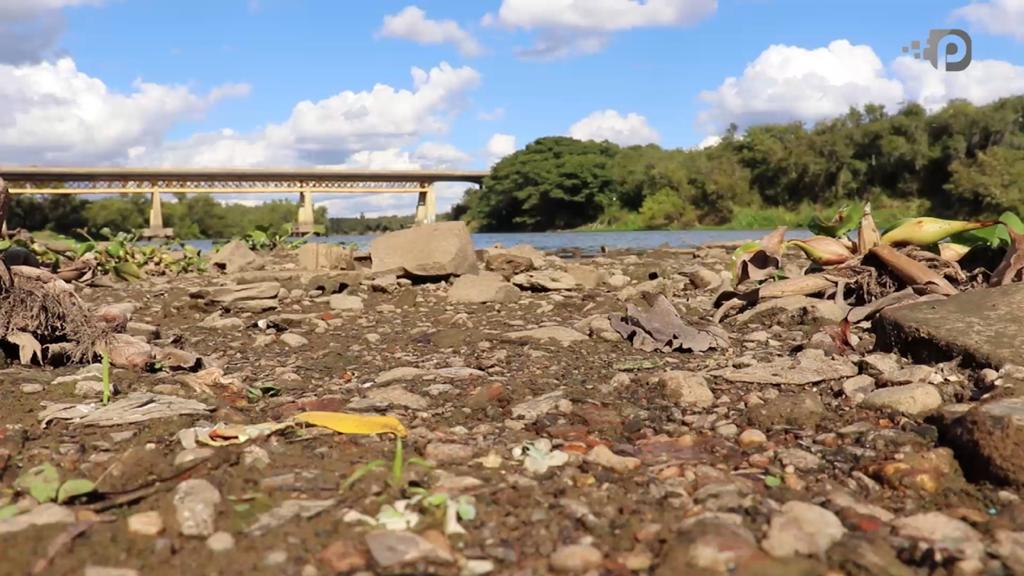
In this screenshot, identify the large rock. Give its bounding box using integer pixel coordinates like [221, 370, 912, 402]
[447, 272, 521, 304]
[946, 397, 1024, 486]
[485, 252, 534, 279]
[874, 283, 1024, 368]
[209, 240, 259, 274]
[511, 270, 577, 291]
[370, 222, 477, 278]
[297, 243, 354, 271]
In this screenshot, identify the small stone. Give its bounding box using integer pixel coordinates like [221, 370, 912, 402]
[777, 448, 821, 471]
[504, 326, 587, 345]
[511, 390, 564, 423]
[661, 371, 715, 408]
[329, 294, 364, 312]
[607, 274, 631, 288]
[549, 544, 603, 573]
[318, 539, 368, 573]
[879, 364, 935, 386]
[761, 501, 846, 558]
[365, 530, 454, 567]
[206, 531, 235, 552]
[893, 512, 983, 560]
[424, 443, 475, 465]
[861, 383, 942, 415]
[715, 423, 739, 438]
[841, 375, 875, 401]
[242, 445, 271, 468]
[738, 429, 767, 448]
[279, 333, 309, 348]
[75, 380, 111, 397]
[127, 511, 164, 536]
[860, 353, 901, 377]
[172, 479, 221, 537]
[173, 448, 214, 467]
[584, 445, 641, 473]
[264, 550, 288, 566]
[84, 568, 139, 576]
[20, 383, 43, 394]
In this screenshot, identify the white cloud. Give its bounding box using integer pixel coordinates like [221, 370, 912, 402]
[485, 0, 717, 58]
[0, 0, 103, 20]
[953, 0, 1024, 41]
[0, 57, 249, 164]
[568, 109, 660, 146]
[485, 133, 517, 164]
[414, 142, 472, 166]
[894, 56, 1024, 110]
[379, 6, 483, 57]
[696, 135, 721, 149]
[698, 40, 903, 133]
[697, 39, 1024, 137]
[136, 61, 480, 169]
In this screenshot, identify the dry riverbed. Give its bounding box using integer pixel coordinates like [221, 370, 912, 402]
[2, 223, 1024, 576]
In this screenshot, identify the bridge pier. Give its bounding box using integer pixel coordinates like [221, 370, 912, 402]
[140, 190, 174, 239]
[414, 183, 436, 225]
[293, 190, 316, 235]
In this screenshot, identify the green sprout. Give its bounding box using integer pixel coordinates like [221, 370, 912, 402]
[340, 435, 432, 494]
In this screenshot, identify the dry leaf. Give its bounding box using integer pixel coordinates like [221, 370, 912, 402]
[733, 226, 786, 285]
[990, 229, 1024, 286]
[294, 411, 407, 437]
[857, 202, 880, 255]
[869, 245, 957, 296]
[6, 330, 42, 365]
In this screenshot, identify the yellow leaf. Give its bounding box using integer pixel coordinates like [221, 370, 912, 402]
[294, 411, 407, 437]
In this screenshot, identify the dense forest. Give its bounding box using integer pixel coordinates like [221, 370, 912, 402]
[455, 96, 1024, 231]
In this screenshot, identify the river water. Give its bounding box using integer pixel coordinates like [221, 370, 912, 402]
[179, 229, 812, 255]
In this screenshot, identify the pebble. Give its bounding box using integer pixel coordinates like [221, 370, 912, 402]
[893, 512, 984, 560]
[172, 479, 221, 537]
[584, 445, 641, 473]
[715, 423, 739, 437]
[841, 374, 875, 400]
[127, 511, 164, 536]
[861, 383, 942, 415]
[549, 544, 603, 573]
[173, 447, 214, 467]
[365, 530, 454, 567]
[777, 448, 821, 471]
[206, 531, 235, 552]
[661, 371, 715, 408]
[318, 539, 368, 573]
[20, 383, 44, 394]
[761, 501, 846, 558]
[264, 550, 288, 566]
[424, 443, 476, 464]
[737, 429, 767, 448]
[83, 568, 139, 576]
[279, 333, 309, 348]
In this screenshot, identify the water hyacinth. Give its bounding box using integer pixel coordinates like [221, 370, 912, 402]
[881, 217, 997, 247]
[787, 236, 855, 266]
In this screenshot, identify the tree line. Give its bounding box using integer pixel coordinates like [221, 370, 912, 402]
[454, 96, 1024, 231]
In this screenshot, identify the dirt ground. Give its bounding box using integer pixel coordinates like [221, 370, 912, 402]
[1, 244, 1022, 576]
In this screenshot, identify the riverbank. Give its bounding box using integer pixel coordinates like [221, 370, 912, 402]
[3, 224, 1024, 575]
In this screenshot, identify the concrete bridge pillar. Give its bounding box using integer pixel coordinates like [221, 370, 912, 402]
[294, 190, 316, 235]
[414, 182, 436, 225]
[140, 190, 174, 239]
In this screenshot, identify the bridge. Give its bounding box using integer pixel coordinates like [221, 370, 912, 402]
[0, 167, 488, 237]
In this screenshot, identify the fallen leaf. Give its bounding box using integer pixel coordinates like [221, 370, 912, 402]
[990, 228, 1024, 286]
[194, 422, 294, 446]
[294, 411, 407, 437]
[15, 464, 61, 503]
[56, 479, 96, 504]
[732, 226, 786, 286]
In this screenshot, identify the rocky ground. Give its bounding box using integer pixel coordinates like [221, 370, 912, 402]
[3, 223, 1024, 576]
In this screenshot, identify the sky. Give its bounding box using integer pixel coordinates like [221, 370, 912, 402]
[1, 0, 1023, 217]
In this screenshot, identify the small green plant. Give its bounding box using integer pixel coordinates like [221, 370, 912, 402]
[101, 351, 111, 405]
[240, 224, 309, 252]
[340, 436, 431, 493]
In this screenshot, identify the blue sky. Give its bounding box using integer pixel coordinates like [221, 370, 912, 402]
[2, 0, 1023, 215]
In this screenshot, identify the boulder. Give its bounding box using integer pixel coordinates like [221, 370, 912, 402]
[484, 244, 546, 268]
[209, 240, 259, 274]
[447, 272, 521, 304]
[484, 253, 534, 279]
[297, 243, 354, 271]
[370, 222, 477, 278]
[946, 397, 1024, 486]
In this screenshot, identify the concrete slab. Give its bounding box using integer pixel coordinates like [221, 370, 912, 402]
[873, 283, 1024, 369]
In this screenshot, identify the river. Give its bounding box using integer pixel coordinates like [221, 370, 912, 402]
[179, 229, 813, 255]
